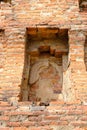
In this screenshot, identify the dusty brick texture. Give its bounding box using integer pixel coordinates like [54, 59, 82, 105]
[0, 0, 87, 129]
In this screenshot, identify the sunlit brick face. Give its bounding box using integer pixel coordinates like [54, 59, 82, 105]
[21, 28, 69, 102]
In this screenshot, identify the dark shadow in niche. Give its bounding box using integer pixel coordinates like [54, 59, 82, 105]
[20, 27, 69, 104]
[84, 36, 87, 71]
[0, 0, 11, 3]
[0, 29, 5, 36]
[20, 30, 30, 101]
[79, 0, 87, 11]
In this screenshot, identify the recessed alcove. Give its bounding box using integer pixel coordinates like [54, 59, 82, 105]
[84, 36, 87, 70]
[21, 27, 69, 103]
[0, 29, 4, 36]
[79, 0, 87, 11]
[0, 0, 11, 3]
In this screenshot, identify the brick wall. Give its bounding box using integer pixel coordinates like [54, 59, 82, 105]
[0, 0, 87, 129]
[0, 100, 87, 130]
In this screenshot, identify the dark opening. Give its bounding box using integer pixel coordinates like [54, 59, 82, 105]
[0, 29, 5, 36]
[79, 0, 87, 11]
[84, 36, 87, 70]
[0, 0, 11, 3]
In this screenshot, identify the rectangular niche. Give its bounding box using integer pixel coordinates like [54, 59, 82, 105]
[79, 0, 87, 11]
[0, 29, 5, 44]
[21, 27, 69, 103]
[0, 0, 11, 3]
[0, 29, 4, 36]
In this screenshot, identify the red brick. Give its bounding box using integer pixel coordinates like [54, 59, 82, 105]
[74, 128, 84, 130]
[0, 106, 17, 111]
[83, 128, 87, 130]
[29, 116, 42, 121]
[62, 105, 76, 110]
[82, 106, 87, 113]
[29, 127, 41, 130]
[33, 111, 48, 116]
[0, 102, 10, 107]
[50, 121, 68, 125]
[0, 128, 10, 130]
[60, 116, 75, 121]
[44, 115, 59, 120]
[4, 111, 33, 116]
[7, 122, 21, 127]
[71, 121, 87, 127]
[47, 106, 62, 111]
[80, 116, 87, 121]
[0, 116, 9, 121]
[39, 121, 51, 126]
[50, 100, 65, 106]
[13, 127, 28, 130]
[67, 110, 83, 115]
[22, 121, 36, 127]
[29, 126, 52, 130]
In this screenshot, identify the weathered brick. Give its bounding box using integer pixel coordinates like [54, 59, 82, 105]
[29, 126, 52, 130]
[39, 121, 51, 126]
[74, 128, 84, 130]
[47, 106, 62, 111]
[13, 127, 28, 130]
[29, 127, 42, 130]
[7, 122, 21, 127]
[67, 110, 83, 115]
[50, 100, 64, 106]
[44, 115, 59, 120]
[82, 106, 87, 113]
[0, 107, 17, 111]
[29, 116, 42, 121]
[80, 116, 87, 121]
[50, 121, 68, 125]
[4, 111, 33, 116]
[0, 102, 10, 107]
[22, 121, 36, 127]
[0, 128, 10, 130]
[60, 116, 75, 121]
[71, 121, 87, 127]
[0, 116, 9, 121]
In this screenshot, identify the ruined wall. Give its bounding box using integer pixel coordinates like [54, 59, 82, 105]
[0, 0, 87, 129]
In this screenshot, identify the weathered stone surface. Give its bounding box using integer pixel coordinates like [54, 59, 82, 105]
[29, 59, 63, 102]
[30, 105, 45, 111]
